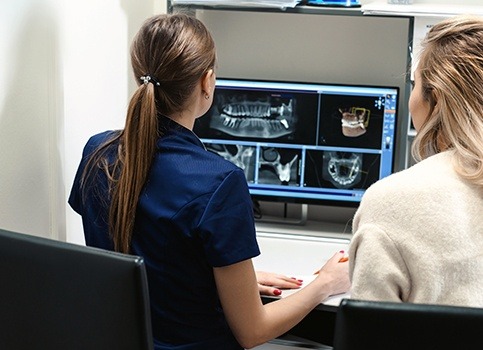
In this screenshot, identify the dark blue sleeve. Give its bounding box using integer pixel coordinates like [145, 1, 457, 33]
[68, 131, 117, 250]
[197, 169, 260, 267]
[68, 131, 115, 216]
[68, 144, 91, 215]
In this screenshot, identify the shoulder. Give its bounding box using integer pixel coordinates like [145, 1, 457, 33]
[201, 149, 242, 173]
[353, 152, 459, 230]
[195, 158, 248, 200]
[159, 127, 240, 175]
[363, 151, 456, 201]
[82, 130, 119, 157]
[164, 136, 242, 179]
[148, 140, 247, 206]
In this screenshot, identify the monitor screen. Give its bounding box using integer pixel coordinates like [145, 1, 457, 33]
[194, 78, 399, 207]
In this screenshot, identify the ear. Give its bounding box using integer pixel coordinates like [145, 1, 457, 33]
[201, 69, 215, 96]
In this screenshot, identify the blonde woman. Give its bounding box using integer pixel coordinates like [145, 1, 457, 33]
[349, 15, 483, 307]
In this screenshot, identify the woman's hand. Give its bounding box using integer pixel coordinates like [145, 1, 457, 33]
[256, 271, 303, 296]
[313, 251, 351, 297]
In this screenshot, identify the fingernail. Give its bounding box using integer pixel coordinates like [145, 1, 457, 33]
[340, 250, 345, 253]
[297, 279, 303, 283]
[273, 289, 282, 296]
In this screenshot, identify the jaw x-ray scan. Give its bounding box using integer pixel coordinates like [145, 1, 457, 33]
[208, 90, 296, 139]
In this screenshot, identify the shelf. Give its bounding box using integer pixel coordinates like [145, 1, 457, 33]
[170, 2, 364, 16]
[362, 2, 483, 17]
[171, 1, 483, 19]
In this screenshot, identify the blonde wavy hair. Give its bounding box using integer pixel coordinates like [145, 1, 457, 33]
[412, 15, 483, 188]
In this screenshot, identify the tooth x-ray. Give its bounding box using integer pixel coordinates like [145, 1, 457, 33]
[196, 86, 319, 145]
[208, 90, 295, 139]
[304, 150, 381, 190]
[258, 147, 301, 186]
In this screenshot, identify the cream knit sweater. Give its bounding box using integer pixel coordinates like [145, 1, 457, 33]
[349, 151, 483, 307]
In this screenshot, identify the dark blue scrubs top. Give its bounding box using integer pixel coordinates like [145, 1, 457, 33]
[69, 117, 260, 350]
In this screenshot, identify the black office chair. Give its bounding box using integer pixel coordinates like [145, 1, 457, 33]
[0, 228, 154, 350]
[333, 298, 483, 350]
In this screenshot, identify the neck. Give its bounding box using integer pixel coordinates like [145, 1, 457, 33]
[169, 115, 194, 130]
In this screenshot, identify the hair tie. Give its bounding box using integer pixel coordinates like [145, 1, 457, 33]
[140, 75, 160, 87]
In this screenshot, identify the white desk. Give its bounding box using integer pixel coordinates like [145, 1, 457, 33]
[254, 220, 351, 277]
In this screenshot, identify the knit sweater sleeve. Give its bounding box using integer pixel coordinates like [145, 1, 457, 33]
[349, 222, 411, 303]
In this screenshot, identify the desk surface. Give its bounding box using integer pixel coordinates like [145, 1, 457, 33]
[255, 219, 352, 240]
[253, 230, 351, 281]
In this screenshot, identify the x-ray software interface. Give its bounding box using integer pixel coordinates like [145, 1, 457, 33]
[194, 79, 399, 206]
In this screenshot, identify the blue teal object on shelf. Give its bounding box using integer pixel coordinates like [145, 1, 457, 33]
[306, 0, 361, 7]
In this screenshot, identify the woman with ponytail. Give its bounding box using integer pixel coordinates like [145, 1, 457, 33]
[69, 13, 349, 350]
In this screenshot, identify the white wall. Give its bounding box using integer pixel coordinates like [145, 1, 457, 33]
[0, 0, 63, 238]
[0, 0, 166, 243]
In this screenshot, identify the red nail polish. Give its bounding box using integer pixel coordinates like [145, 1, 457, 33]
[340, 250, 345, 253]
[273, 289, 282, 296]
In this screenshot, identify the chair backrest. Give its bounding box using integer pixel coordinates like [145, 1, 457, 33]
[0, 228, 153, 350]
[333, 298, 483, 350]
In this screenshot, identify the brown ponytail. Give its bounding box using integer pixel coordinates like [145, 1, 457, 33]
[110, 82, 159, 253]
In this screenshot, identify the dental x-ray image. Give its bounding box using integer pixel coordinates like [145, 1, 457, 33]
[194, 87, 319, 145]
[209, 90, 296, 139]
[304, 149, 381, 190]
[257, 147, 301, 186]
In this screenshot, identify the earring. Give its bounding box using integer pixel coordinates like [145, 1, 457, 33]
[204, 94, 210, 100]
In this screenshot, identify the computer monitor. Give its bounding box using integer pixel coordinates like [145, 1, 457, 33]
[0, 228, 153, 350]
[194, 78, 399, 208]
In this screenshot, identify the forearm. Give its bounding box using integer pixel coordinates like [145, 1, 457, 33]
[261, 277, 332, 334]
[215, 254, 348, 349]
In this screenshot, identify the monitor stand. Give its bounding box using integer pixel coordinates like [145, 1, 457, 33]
[255, 203, 308, 226]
